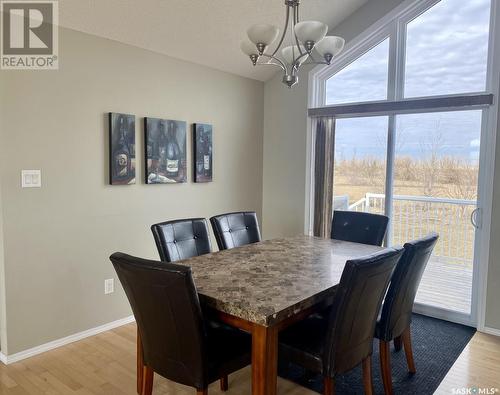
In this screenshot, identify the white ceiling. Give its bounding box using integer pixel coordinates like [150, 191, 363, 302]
[59, 0, 369, 81]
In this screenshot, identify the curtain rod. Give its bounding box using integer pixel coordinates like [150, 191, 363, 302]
[308, 94, 494, 118]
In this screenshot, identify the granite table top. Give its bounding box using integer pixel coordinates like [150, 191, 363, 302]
[182, 235, 383, 327]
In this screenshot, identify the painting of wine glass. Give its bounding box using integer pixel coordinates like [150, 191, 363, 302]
[145, 118, 187, 184]
[193, 123, 213, 183]
[109, 112, 136, 185]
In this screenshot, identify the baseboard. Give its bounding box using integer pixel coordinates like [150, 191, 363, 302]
[480, 326, 500, 337]
[0, 315, 135, 365]
[412, 303, 474, 327]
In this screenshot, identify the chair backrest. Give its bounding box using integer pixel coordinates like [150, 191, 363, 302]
[110, 252, 208, 389]
[210, 211, 261, 250]
[151, 218, 212, 262]
[378, 233, 439, 341]
[331, 210, 389, 246]
[324, 247, 403, 375]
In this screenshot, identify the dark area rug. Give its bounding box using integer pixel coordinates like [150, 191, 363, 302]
[278, 314, 475, 394]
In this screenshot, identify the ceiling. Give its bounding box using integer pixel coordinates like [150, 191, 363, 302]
[59, 0, 369, 81]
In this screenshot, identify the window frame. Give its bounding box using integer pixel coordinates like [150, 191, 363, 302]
[305, 0, 500, 330]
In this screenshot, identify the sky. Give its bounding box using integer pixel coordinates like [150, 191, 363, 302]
[325, 0, 491, 162]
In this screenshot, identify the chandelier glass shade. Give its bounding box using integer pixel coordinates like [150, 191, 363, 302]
[241, 0, 345, 88]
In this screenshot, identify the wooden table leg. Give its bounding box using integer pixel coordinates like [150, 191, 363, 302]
[137, 328, 144, 394]
[251, 324, 278, 395]
[142, 365, 154, 395]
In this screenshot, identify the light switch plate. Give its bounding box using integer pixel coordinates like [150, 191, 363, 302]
[104, 279, 114, 295]
[21, 170, 41, 188]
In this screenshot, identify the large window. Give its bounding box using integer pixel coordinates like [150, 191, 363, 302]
[312, 0, 494, 321]
[326, 38, 390, 105]
[404, 0, 491, 97]
[333, 117, 388, 210]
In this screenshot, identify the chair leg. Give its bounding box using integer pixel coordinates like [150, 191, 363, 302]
[379, 340, 393, 395]
[402, 327, 416, 374]
[137, 329, 144, 394]
[362, 356, 373, 395]
[323, 376, 335, 395]
[196, 389, 208, 395]
[393, 336, 402, 352]
[220, 375, 228, 391]
[141, 366, 154, 395]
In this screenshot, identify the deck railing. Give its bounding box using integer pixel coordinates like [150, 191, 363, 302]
[339, 193, 477, 267]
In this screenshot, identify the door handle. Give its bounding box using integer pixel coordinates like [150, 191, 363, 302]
[471, 207, 481, 229]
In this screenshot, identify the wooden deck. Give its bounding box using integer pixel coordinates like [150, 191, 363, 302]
[415, 256, 472, 314]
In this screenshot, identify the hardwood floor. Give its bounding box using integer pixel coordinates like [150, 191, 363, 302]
[435, 332, 500, 394]
[0, 323, 499, 394]
[0, 324, 315, 395]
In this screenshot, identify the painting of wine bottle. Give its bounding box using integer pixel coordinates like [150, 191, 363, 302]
[144, 118, 187, 184]
[109, 112, 136, 185]
[193, 123, 213, 183]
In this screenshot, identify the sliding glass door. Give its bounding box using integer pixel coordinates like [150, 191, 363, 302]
[392, 111, 482, 315]
[317, 0, 494, 323]
[331, 109, 482, 317]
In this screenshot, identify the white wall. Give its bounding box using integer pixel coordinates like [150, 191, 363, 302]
[0, 27, 264, 354]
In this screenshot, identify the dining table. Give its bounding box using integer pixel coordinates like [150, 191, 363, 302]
[137, 235, 383, 395]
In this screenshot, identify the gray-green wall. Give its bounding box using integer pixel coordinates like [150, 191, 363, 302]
[0, 70, 7, 352]
[0, 28, 264, 354]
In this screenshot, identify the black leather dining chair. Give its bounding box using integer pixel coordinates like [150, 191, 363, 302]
[210, 211, 261, 250]
[278, 247, 404, 395]
[376, 233, 439, 395]
[151, 217, 238, 390]
[151, 218, 212, 262]
[110, 252, 251, 395]
[331, 210, 389, 246]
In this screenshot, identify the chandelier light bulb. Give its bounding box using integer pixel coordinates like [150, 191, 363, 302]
[281, 45, 309, 66]
[247, 24, 280, 49]
[294, 21, 328, 50]
[315, 36, 345, 63]
[240, 41, 260, 65]
[240, 40, 259, 56]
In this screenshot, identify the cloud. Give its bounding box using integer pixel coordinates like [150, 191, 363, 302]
[470, 139, 481, 148]
[327, 38, 389, 105]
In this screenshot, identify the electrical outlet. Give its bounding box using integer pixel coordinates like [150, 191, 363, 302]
[104, 278, 114, 295]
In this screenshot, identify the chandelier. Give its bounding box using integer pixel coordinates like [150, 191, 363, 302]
[241, 0, 345, 88]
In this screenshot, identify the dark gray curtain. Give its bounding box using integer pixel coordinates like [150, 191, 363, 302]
[313, 117, 336, 238]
